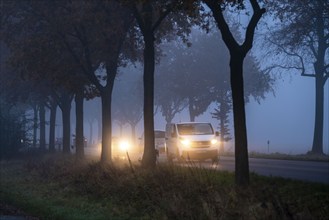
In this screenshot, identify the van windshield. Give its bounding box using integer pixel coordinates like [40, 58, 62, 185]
[177, 123, 214, 135]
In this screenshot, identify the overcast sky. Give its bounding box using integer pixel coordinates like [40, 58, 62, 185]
[246, 75, 329, 155]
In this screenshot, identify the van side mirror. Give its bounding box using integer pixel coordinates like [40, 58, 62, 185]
[215, 131, 219, 137]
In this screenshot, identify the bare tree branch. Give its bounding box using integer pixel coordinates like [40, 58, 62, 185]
[267, 38, 313, 76]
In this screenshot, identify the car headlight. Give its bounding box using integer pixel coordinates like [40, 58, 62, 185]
[179, 138, 191, 147]
[211, 139, 218, 145]
[119, 140, 130, 151]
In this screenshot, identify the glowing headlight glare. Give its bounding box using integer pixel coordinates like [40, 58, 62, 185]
[180, 139, 190, 146]
[211, 139, 218, 145]
[119, 140, 130, 151]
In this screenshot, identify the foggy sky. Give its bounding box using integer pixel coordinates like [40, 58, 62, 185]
[246, 75, 329, 154]
[160, 74, 328, 155]
[49, 66, 328, 155]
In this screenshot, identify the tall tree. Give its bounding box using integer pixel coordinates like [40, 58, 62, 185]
[264, 0, 329, 155]
[1, 1, 136, 161]
[47, 97, 58, 152]
[1, 1, 92, 156]
[132, 0, 201, 167]
[203, 0, 266, 186]
[52, 0, 135, 162]
[39, 101, 46, 151]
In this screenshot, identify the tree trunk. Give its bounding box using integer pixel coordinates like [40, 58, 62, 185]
[311, 74, 324, 154]
[39, 102, 46, 151]
[32, 104, 38, 148]
[101, 87, 113, 163]
[141, 33, 156, 168]
[49, 101, 57, 153]
[61, 98, 72, 154]
[311, 13, 326, 155]
[230, 54, 249, 186]
[205, 0, 264, 187]
[75, 88, 85, 159]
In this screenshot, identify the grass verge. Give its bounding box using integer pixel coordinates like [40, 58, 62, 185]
[1, 155, 328, 219]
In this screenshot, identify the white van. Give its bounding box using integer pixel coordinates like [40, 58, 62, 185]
[165, 122, 219, 162]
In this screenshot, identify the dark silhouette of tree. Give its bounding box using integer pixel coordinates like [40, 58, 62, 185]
[264, 0, 329, 155]
[0, 1, 92, 157]
[47, 97, 58, 152]
[0, 43, 52, 151]
[50, 88, 74, 154]
[31, 102, 38, 148]
[133, 1, 168, 168]
[203, 0, 266, 186]
[51, 1, 135, 162]
[1, 1, 130, 160]
[39, 101, 46, 151]
[131, 0, 199, 168]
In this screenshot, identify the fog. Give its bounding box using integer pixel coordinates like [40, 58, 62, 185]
[51, 65, 328, 155]
[246, 76, 328, 154]
[43, 25, 328, 156]
[157, 73, 328, 155]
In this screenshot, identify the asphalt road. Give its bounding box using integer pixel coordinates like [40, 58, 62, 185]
[187, 156, 329, 184]
[86, 149, 329, 184]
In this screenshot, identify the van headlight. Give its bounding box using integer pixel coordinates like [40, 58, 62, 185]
[211, 139, 218, 145]
[179, 138, 191, 147]
[119, 140, 130, 151]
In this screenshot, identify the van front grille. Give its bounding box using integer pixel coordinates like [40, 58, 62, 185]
[191, 141, 211, 148]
